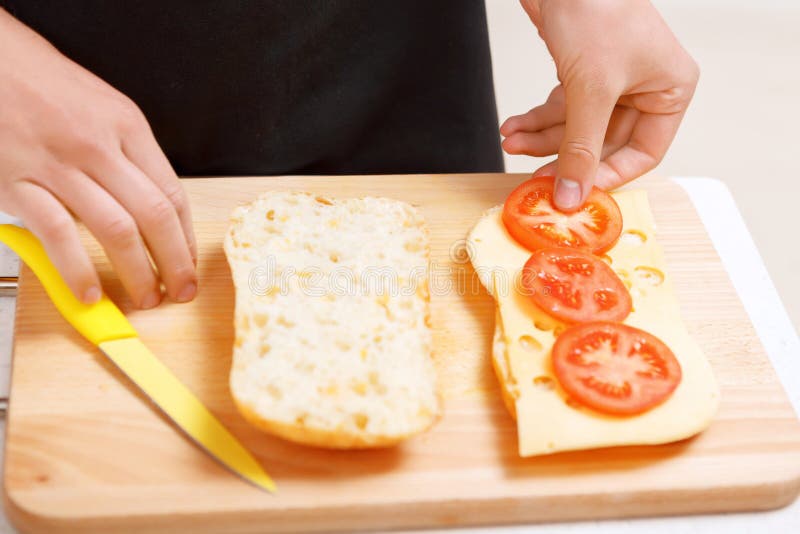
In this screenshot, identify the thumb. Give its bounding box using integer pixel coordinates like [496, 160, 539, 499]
[554, 80, 616, 211]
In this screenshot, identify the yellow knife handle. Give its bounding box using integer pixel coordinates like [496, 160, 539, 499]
[0, 224, 137, 345]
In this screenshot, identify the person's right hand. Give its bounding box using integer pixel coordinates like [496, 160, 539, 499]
[0, 9, 197, 308]
[501, 0, 699, 212]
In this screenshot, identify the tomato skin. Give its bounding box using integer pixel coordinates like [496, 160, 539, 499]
[552, 322, 682, 416]
[502, 176, 622, 254]
[521, 247, 632, 323]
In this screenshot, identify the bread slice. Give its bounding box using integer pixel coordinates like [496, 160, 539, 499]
[223, 191, 440, 449]
[490, 308, 518, 419]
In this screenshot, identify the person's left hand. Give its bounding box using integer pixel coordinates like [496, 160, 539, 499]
[500, 0, 699, 211]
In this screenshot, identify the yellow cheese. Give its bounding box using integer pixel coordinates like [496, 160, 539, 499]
[467, 191, 720, 457]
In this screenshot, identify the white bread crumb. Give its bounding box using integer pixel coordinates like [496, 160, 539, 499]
[224, 191, 440, 448]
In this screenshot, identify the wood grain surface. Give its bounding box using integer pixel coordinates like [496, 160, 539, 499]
[3, 174, 800, 533]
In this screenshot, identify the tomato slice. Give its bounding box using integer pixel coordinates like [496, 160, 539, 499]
[521, 247, 631, 323]
[551, 322, 682, 416]
[502, 176, 622, 254]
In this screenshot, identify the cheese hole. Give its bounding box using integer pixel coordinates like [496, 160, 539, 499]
[621, 229, 647, 245]
[553, 325, 566, 337]
[634, 266, 665, 286]
[329, 252, 340, 263]
[533, 375, 554, 390]
[533, 317, 556, 331]
[600, 254, 613, 265]
[518, 335, 542, 352]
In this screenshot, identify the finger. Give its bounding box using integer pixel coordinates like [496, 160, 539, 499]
[600, 106, 639, 160]
[502, 123, 565, 156]
[532, 159, 558, 178]
[530, 107, 637, 179]
[120, 120, 197, 266]
[43, 168, 162, 309]
[618, 88, 694, 115]
[500, 85, 565, 137]
[595, 110, 685, 191]
[529, 107, 637, 183]
[89, 152, 197, 303]
[502, 108, 635, 159]
[554, 81, 618, 211]
[10, 180, 101, 304]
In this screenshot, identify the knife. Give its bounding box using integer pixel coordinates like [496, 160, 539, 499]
[0, 224, 276, 493]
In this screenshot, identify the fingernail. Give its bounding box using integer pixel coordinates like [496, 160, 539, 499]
[554, 178, 582, 210]
[83, 286, 102, 304]
[177, 282, 197, 303]
[141, 291, 161, 310]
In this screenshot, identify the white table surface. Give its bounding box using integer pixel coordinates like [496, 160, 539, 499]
[0, 178, 798, 533]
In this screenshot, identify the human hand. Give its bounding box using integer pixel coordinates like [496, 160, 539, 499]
[0, 9, 196, 308]
[500, 0, 699, 211]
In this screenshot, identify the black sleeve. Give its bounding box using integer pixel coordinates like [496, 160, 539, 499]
[2, 0, 504, 176]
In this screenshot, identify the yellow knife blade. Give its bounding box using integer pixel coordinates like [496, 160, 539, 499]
[0, 224, 275, 493]
[99, 337, 276, 492]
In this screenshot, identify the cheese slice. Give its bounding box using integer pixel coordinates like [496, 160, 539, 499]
[467, 190, 720, 457]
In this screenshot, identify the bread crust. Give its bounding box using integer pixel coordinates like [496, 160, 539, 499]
[491, 346, 518, 421]
[232, 395, 439, 449]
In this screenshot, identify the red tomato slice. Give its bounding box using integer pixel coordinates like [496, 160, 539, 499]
[552, 322, 682, 416]
[521, 247, 631, 323]
[502, 176, 622, 254]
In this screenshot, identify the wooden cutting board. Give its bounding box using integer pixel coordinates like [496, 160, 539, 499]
[4, 174, 800, 533]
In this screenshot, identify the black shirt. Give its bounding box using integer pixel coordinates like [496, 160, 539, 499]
[2, 1, 504, 175]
